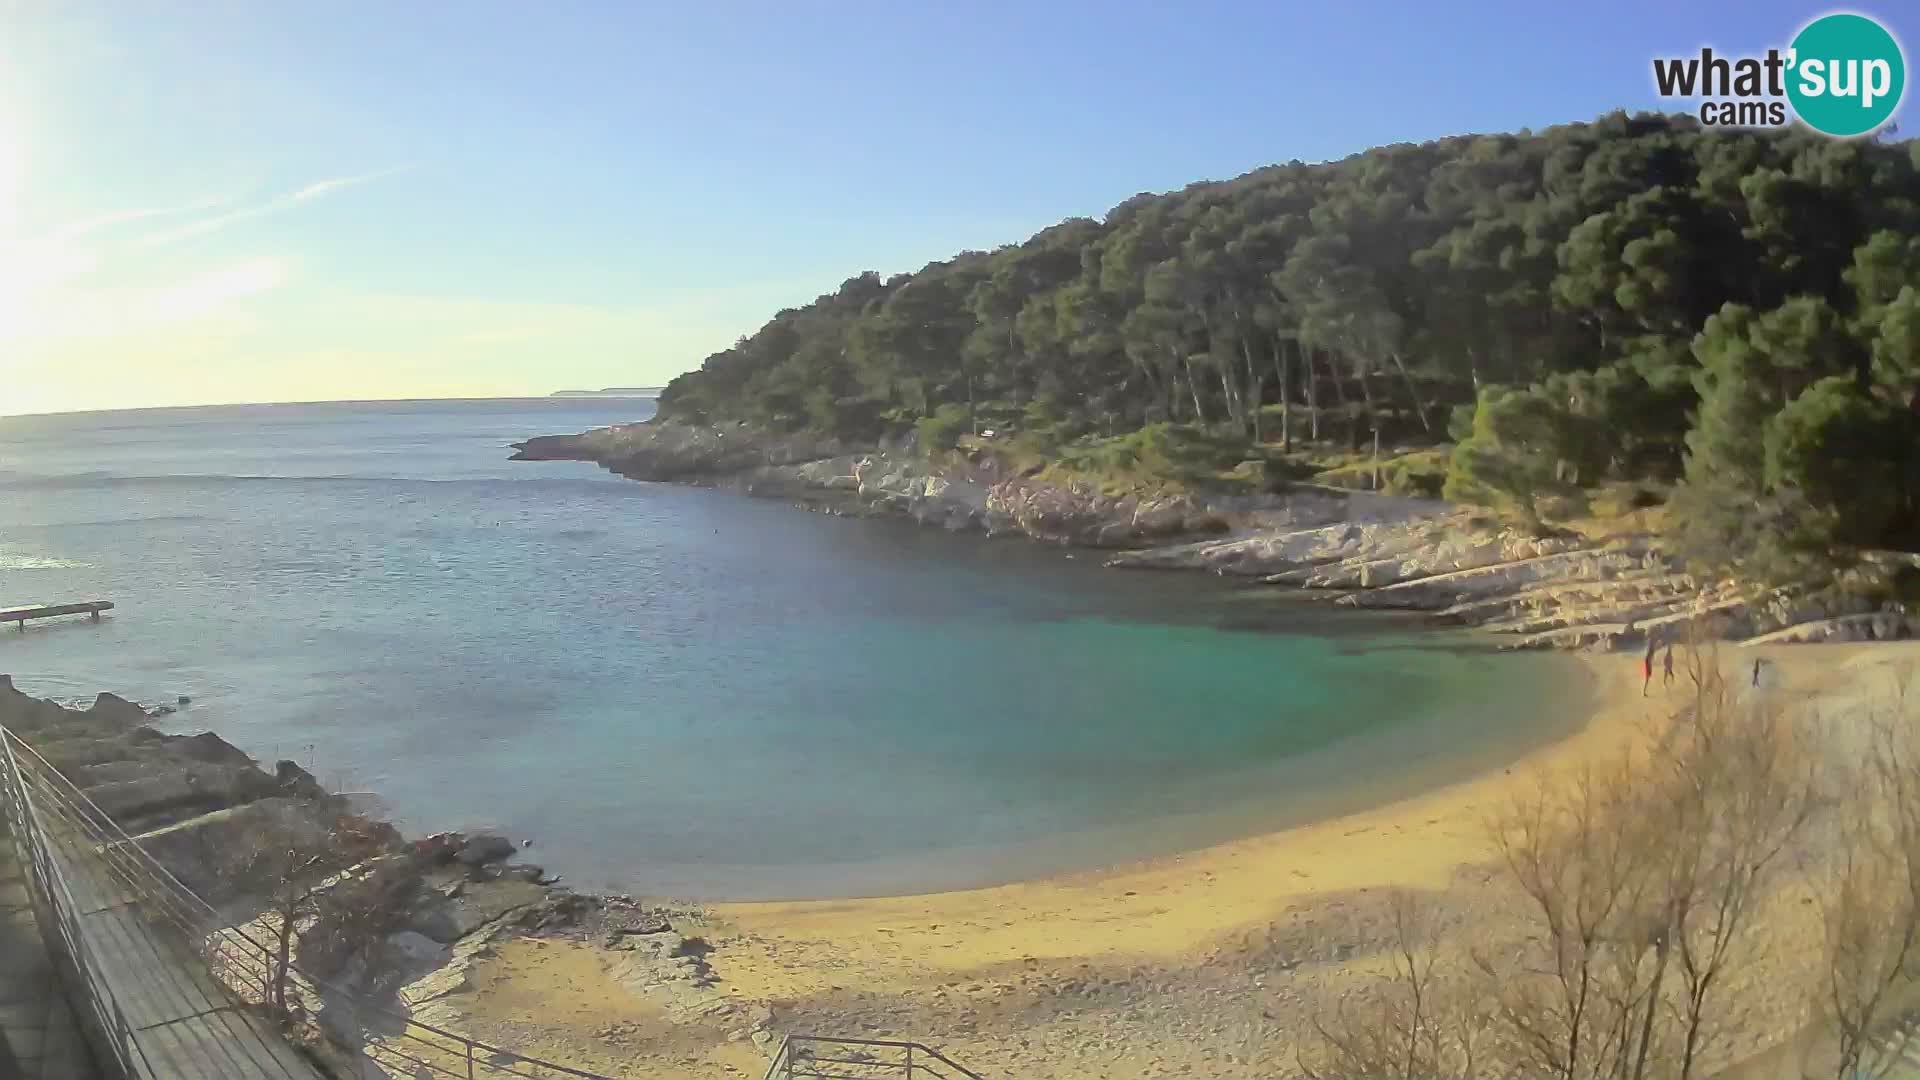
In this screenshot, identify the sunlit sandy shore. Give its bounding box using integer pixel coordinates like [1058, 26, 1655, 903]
[445, 642, 1919, 1079]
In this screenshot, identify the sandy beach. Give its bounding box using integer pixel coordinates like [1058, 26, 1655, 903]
[443, 642, 1920, 1079]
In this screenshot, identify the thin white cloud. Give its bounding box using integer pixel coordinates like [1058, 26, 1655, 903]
[51, 197, 231, 241]
[141, 165, 412, 246]
[288, 165, 412, 202]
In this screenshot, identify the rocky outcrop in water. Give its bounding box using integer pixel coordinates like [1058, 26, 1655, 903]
[512, 421, 1238, 548]
[512, 421, 1916, 652]
[510, 422, 852, 481]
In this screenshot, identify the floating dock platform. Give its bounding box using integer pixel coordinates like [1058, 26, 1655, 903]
[2, 602, 114, 629]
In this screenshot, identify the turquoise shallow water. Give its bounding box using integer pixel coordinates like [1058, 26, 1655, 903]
[0, 399, 1583, 899]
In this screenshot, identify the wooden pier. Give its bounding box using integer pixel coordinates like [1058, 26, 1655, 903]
[2, 602, 114, 630]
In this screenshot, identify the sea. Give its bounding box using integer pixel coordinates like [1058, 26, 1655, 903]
[0, 398, 1581, 900]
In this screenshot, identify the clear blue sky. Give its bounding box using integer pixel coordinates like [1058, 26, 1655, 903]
[1, 1, 1911, 413]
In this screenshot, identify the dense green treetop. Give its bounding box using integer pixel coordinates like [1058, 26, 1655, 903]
[657, 112, 1920, 578]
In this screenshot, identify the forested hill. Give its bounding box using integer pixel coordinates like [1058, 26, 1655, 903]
[658, 112, 1920, 582]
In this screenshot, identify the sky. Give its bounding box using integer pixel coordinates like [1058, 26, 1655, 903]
[0, 1, 1913, 416]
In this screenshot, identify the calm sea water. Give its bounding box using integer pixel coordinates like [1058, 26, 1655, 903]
[0, 399, 1581, 900]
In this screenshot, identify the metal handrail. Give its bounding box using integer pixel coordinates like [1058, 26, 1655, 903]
[763, 1035, 982, 1080]
[2, 722, 623, 1079]
[8, 722, 987, 1080]
[0, 720, 158, 1078]
[6, 742, 313, 1078]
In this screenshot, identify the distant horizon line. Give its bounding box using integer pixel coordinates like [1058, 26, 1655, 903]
[0, 392, 670, 421]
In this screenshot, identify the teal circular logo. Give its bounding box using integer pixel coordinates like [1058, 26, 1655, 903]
[1787, 13, 1906, 137]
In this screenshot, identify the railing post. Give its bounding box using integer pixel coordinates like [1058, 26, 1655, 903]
[467, 1038, 476, 1079]
[906, 1043, 914, 1079]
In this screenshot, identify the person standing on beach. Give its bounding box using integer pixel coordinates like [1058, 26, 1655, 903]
[1753, 657, 1764, 687]
[1642, 631, 1657, 695]
[1662, 643, 1674, 687]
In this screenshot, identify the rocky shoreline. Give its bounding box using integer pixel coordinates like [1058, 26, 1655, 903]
[514, 420, 1914, 650]
[7, 648, 1900, 1080]
[0, 675, 771, 1072]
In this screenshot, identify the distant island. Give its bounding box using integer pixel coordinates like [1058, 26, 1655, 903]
[549, 387, 663, 398]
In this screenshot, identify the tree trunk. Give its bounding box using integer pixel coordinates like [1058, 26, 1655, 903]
[1306, 348, 1322, 442]
[1183, 355, 1210, 425]
[1217, 358, 1241, 431]
[1125, 357, 1153, 419]
[1239, 332, 1262, 442]
[1144, 355, 1178, 420]
[1631, 935, 1670, 1080]
[1270, 334, 1293, 452]
[1249, 373, 1265, 443]
[1566, 965, 1595, 1080]
[1327, 353, 1354, 449]
[1388, 351, 1433, 432]
[1357, 361, 1380, 452]
[1680, 1016, 1702, 1080]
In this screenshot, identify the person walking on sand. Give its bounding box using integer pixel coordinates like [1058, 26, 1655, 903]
[1642, 631, 1657, 696]
[1662, 643, 1675, 688]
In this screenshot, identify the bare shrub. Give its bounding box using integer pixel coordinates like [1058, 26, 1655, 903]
[1654, 640, 1820, 1079]
[1300, 889, 1492, 1080]
[1345, 637, 1816, 1080]
[221, 815, 392, 1013]
[1814, 672, 1920, 1080]
[1480, 752, 1668, 1080]
[1299, 638, 1920, 1080]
